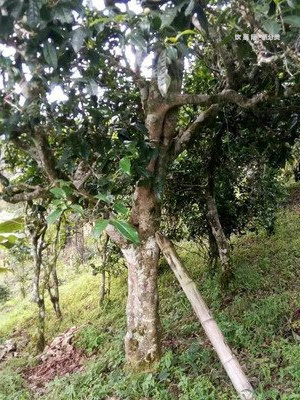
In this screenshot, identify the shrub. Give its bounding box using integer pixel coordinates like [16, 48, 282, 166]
[0, 285, 10, 304]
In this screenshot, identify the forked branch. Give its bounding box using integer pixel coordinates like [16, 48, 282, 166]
[174, 104, 219, 155]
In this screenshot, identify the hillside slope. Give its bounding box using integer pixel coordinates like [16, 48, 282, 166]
[0, 208, 300, 399]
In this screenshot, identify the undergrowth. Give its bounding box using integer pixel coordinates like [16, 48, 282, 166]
[1, 209, 300, 399]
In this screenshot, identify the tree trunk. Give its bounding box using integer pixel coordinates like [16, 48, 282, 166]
[207, 226, 219, 274]
[31, 222, 47, 353]
[99, 233, 109, 305]
[75, 225, 85, 262]
[121, 185, 161, 370]
[47, 266, 62, 319]
[36, 297, 46, 353]
[156, 233, 255, 400]
[20, 285, 26, 299]
[47, 218, 62, 318]
[206, 186, 232, 290]
[111, 51, 182, 369]
[99, 270, 106, 305]
[107, 265, 111, 298]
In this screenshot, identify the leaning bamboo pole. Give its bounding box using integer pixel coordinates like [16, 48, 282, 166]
[156, 233, 255, 400]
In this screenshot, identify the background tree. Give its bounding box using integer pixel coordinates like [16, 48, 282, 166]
[164, 100, 298, 286]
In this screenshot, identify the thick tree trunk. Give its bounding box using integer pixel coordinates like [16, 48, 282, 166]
[114, 51, 182, 369]
[121, 186, 161, 370]
[206, 187, 232, 290]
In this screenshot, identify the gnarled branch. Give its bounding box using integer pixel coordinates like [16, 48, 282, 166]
[168, 89, 271, 110]
[1, 185, 49, 203]
[174, 104, 219, 155]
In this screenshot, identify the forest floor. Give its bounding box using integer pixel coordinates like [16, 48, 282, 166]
[1, 189, 300, 399]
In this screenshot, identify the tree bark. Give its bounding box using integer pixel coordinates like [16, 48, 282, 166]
[121, 185, 161, 370]
[156, 233, 255, 400]
[207, 226, 219, 274]
[99, 233, 109, 305]
[30, 220, 47, 353]
[205, 184, 232, 290]
[75, 225, 85, 263]
[106, 52, 183, 368]
[99, 270, 106, 305]
[116, 52, 182, 367]
[36, 297, 46, 353]
[20, 284, 26, 299]
[47, 265, 62, 319]
[47, 217, 62, 318]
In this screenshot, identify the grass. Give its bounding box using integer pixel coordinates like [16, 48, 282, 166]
[1, 207, 300, 399]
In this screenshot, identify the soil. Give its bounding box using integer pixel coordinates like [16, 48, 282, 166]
[23, 326, 85, 394]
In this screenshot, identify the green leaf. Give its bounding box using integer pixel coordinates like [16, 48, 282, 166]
[262, 20, 281, 35]
[185, 0, 195, 16]
[0, 217, 24, 234]
[70, 204, 83, 214]
[166, 46, 178, 62]
[95, 193, 112, 204]
[287, 0, 297, 9]
[113, 201, 129, 215]
[157, 50, 171, 98]
[268, 1, 276, 16]
[53, 5, 73, 24]
[0, 267, 10, 273]
[27, 0, 40, 28]
[284, 15, 300, 28]
[160, 8, 177, 29]
[0, 233, 21, 249]
[71, 27, 86, 53]
[43, 41, 58, 69]
[119, 157, 131, 175]
[52, 199, 63, 206]
[140, 19, 150, 34]
[89, 17, 110, 27]
[46, 209, 63, 225]
[0, 16, 14, 36]
[0, 233, 21, 243]
[50, 187, 67, 199]
[176, 29, 196, 41]
[55, 179, 72, 187]
[9, 0, 24, 19]
[110, 220, 140, 244]
[87, 79, 99, 96]
[130, 33, 147, 52]
[0, 241, 15, 249]
[92, 219, 109, 238]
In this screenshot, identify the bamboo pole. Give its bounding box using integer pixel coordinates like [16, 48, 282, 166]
[156, 233, 255, 400]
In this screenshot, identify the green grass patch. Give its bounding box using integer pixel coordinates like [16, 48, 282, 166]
[1, 209, 300, 399]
